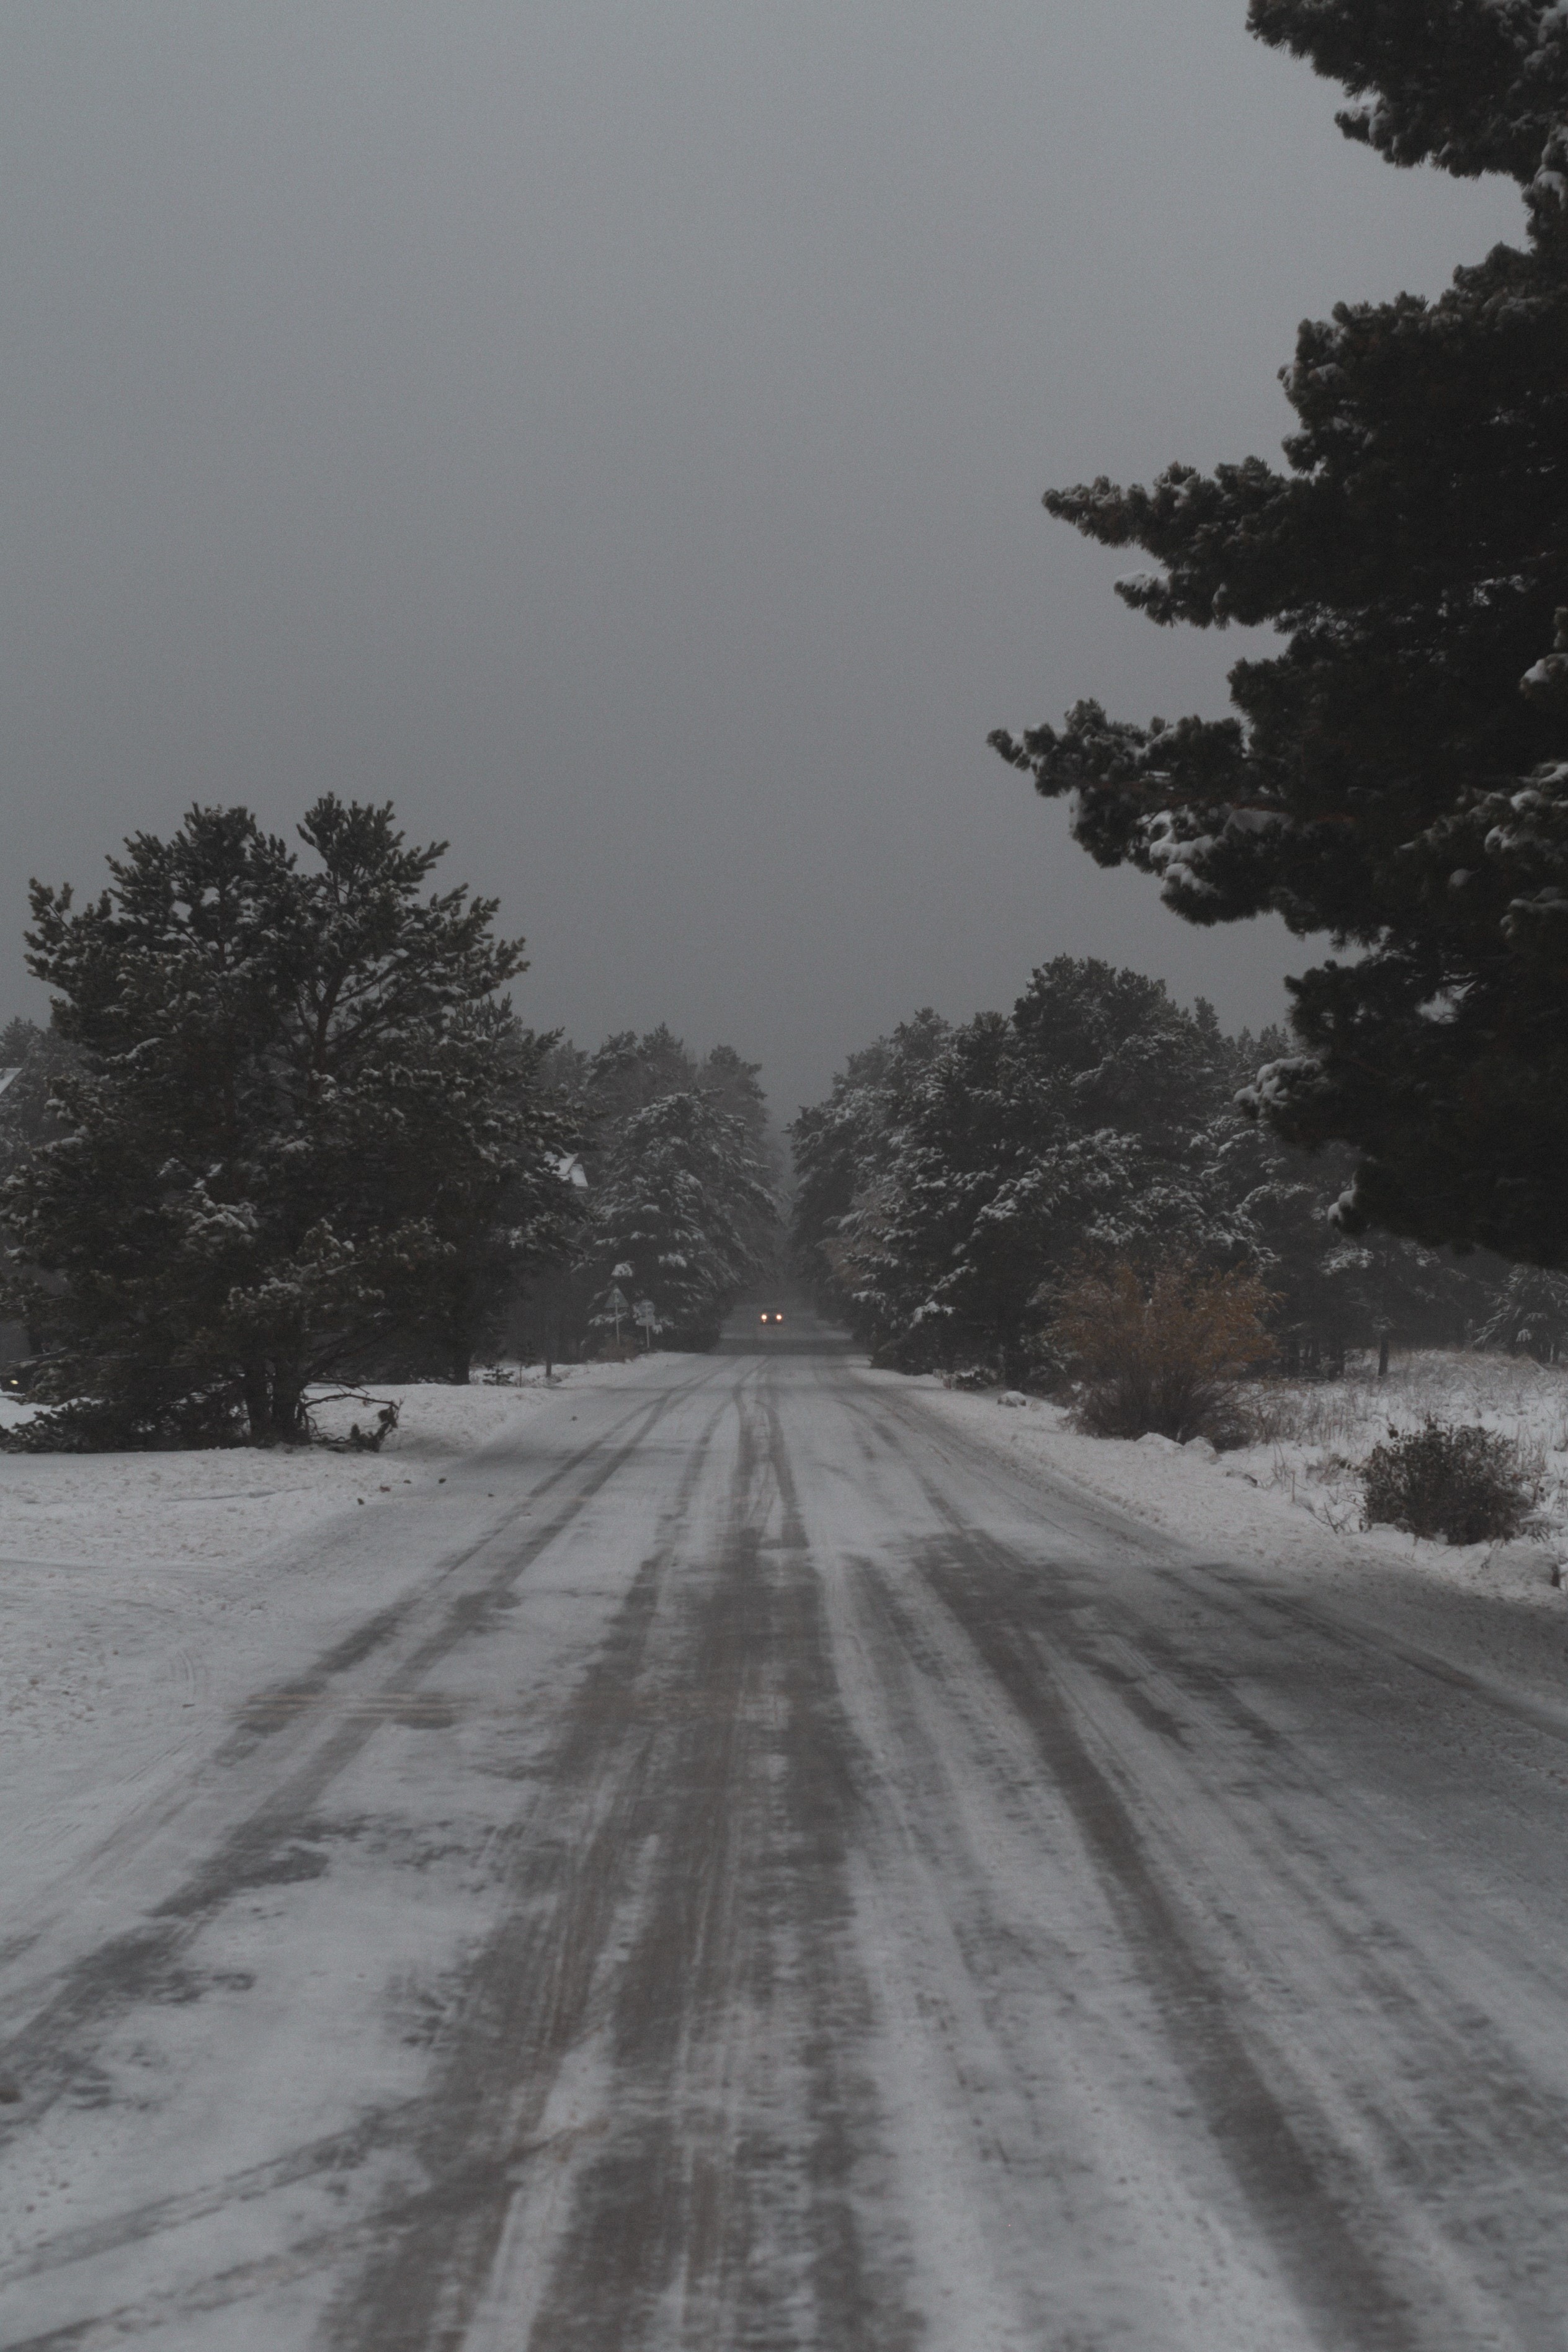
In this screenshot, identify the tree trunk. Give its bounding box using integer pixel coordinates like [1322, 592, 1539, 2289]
[243, 1358, 272, 1443]
[269, 1374, 308, 1443]
[1378, 1332, 1390, 1380]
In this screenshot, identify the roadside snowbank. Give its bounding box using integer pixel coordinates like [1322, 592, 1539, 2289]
[905, 1351, 1568, 1598]
[897, 1350, 1568, 1717]
[0, 1366, 618, 1570]
[1227, 1348, 1568, 1557]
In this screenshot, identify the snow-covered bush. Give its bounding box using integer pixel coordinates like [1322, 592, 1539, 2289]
[1051, 1258, 1275, 1445]
[1361, 1419, 1539, 1547]
[0, 1378, 245, 1454]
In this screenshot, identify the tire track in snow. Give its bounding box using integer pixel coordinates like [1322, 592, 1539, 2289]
[0, 1360, 728, 2157]
[499, 1373, 920, 2351]
[317, 1376, 748, 2350]
[331, 1363, 922, 2351]
[14, 1344, 1568, 2348]
[866, 1379, 1567, 2349]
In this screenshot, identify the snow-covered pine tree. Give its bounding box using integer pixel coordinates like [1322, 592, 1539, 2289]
[581, 1027, 703, 1133]
[0, 1020, 78, 1219]
[365, 1007, 582, 1387]
[992, 1, 1568, 1267]
[905, 966, 1253, 1376]
[579, 1090, 775, 1349]
[691, 1042, 781, 1278]
[1474, 1262, 1568, 1360]
[796, 961, 1500, 1376]
[5, 799, 573, 1443]
[788, 1010, 950, 1316]
[515, 1027, 781, 1359]
[1219, 1119, 1496, 1373]
[1247, 0, 1568, 180]
[0, 1019, 79, 1359]
[794, 962, 1250, 1376]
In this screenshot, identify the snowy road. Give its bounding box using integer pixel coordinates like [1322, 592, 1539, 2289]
[6, 1328, 1568, 2349]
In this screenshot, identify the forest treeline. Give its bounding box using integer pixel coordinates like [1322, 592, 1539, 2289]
[4, 801, 1562, 1459]
[512, 1024, 780, 1365]
[0, 799, 778, 1448]
[789, 956, 1566, 1386]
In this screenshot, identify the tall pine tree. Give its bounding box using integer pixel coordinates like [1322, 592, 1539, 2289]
[580, 1091, 775, 1348]
[4, 800, 574, 1443]
[993, 1, 1568, 1267]
[792, 959, 1495, 1375]
[793, 963, 1249, 1376]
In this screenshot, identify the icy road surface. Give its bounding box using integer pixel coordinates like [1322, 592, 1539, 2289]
[6, 1328, 1568, 2350]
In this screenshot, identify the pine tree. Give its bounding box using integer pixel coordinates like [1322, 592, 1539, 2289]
[993, 2, 1568, 1266]
[368, 1009, 582, 1386]
[1247, 1, 1568, 181]
[693, 1043, 782, 1277]
[1219, 1120, 1493, 1372]
[1473, 1262, 1568, 1360]
[788, 1011, 950, 1312]
[579, 1091, 775, 1348]
[791, 958, 1500, 1376]
[4, 800, 572, 1443]
[517, 1027, 782, 1359]
[582, 1027, 703, 1132]
[0, 1019, 79, 1358]
[0, 1020, 79, 1203]
[793, 963, 1248, 1375]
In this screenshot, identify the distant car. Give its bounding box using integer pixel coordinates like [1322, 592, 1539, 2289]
[758, 1310, 785, 1325]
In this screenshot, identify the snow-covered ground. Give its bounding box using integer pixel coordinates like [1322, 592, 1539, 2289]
[904, 1347, 1568, 1722]
[6, 1348, 1564, 1776]
[918, 1348, 1568, 1582]
[1231, 1347, 1568, 1554]
[12, 1343, 1568, 2344]
[0, 1366, 618, 1571]
[11, 1344, 1568, 2345]
[0, 1365, 626, 1891]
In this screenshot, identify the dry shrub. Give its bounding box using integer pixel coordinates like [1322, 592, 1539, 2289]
[1361, 1419, 1538, 1545]
[1051, 1258, 1276, 1445]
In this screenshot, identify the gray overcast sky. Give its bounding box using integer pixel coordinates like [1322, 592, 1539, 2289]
[0, 2, 1523, 1118]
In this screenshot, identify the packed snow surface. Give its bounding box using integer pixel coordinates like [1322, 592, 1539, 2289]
[6, 1335, 1568, 2348]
